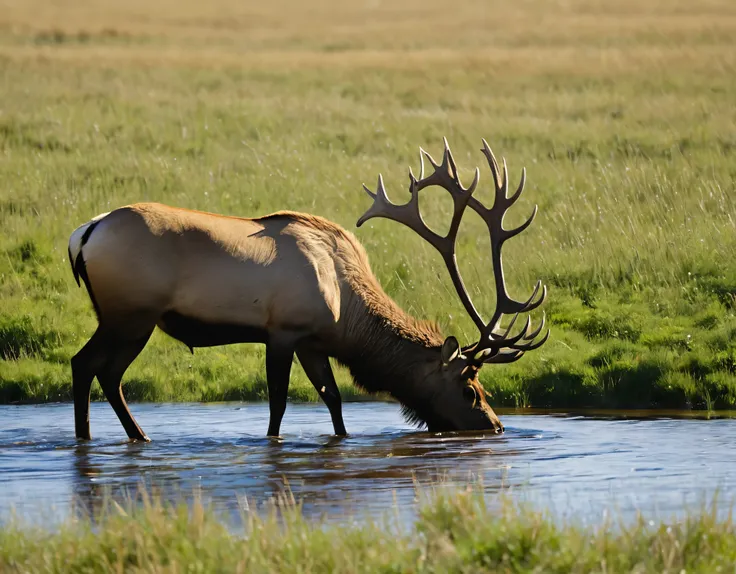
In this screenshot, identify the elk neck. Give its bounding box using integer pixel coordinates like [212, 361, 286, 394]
[331, 267, 448, 427]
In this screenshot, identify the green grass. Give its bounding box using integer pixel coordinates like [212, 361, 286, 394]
[2, 487, 736, 573]
[1, 0, 735, 409]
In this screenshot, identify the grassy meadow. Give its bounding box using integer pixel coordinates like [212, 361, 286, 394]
[3, 487, 736, 573]
[0, 0, 735, 408]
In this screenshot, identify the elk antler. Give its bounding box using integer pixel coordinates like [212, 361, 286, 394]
[357, 138, 548, 365]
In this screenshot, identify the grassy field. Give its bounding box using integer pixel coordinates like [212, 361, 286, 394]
[0, 0, 735, 409]
[2, 488, 736, 573]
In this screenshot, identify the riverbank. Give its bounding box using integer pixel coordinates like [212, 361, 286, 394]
[3, 295, 735, 409]
[1, 0, 734, 410]
[2, 488, 734, 573]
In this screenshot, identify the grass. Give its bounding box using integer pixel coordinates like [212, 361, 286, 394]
[0, 0, 735, 408]
[2, 487, 736, 572]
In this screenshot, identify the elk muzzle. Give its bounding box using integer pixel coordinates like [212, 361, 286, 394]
[479, 404, 505, 434]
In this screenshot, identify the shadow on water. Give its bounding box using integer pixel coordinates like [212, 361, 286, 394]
[2, 401, 736, 527]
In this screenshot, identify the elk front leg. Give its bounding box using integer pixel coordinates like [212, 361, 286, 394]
[265, 335, 296, 437]
[296, 347, 346, 436]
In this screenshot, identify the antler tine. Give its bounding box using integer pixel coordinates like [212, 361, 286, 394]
[416, 139, 466, 195]
[443, 137, 458, 179]
[522, 282, 547, 313]
[441, 137, 480, 194]
[484, 349, 525, 364]
[480, 138, 503, 192]
[508, 328, 550, 352]
[481, 329, 550, 365]
[356, 176, 385, 226]
[476, 315, 549, 364]
[362, 183, 377, 200]
[480, 278, 542, 344]
[501, 157, 509, 200]
[357, 172, 445, 255]
[466, 167, 480, 194]
[503, 317, 548, 351]
[514, 280, 543, 313]
[506, 167, 527, 206]
[496, 311, 520, 339]
[523, 312, 546, 341]
[471, 313, 536, 362]
[494, 315, 532, 348]
[409, 147, 427, 183]
[357, 174, 404, 228]
[504, 205, 538, 241]
[473, 319, 550, 364]
[420, 146, 440, 171]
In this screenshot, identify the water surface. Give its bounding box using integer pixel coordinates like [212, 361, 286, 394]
[1, 402, 734, 526]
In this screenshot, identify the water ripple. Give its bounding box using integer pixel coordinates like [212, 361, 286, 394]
[1, 402, 735, 526]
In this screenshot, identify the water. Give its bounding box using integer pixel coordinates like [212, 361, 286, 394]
[2, 402, 735, 527]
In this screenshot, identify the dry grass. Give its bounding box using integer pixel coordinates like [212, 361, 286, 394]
[1, 0, 735, 71]
[2, 487, 736, 573]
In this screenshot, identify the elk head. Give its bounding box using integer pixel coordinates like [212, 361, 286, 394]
[357, 138, 549, 433]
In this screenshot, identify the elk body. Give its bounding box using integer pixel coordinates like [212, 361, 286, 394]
[68, 139, 548, 441]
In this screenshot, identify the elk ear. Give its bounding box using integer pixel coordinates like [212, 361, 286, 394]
[441, 336, 461, 365]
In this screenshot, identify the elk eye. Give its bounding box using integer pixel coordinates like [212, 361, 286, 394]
[462, 385, 477, 406]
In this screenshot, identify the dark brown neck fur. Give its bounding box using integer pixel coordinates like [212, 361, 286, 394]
[331, 232, 451, 428]
[333, 297, 450, 428]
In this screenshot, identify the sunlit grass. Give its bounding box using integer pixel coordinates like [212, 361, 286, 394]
[0, 0, 735, 408]
[2, 487, 736, 573]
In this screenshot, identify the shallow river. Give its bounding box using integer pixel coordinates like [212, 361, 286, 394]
[1, 402, 735, 527]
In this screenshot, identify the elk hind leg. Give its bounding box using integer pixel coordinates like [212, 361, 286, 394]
[296, 347, 346, 436]
[71, 328, 111, 440]
[97, 328, 154, 442]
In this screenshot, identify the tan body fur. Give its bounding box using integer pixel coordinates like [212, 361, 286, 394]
[84, 204, 343, 342]
[70, 202, 503, 441]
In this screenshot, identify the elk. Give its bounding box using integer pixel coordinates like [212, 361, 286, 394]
[68, 138, 548, 442]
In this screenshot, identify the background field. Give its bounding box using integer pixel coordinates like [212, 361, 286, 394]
[1, 0, 735, 409]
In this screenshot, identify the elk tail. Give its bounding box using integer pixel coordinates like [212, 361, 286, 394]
[68, 213, 109, 318]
